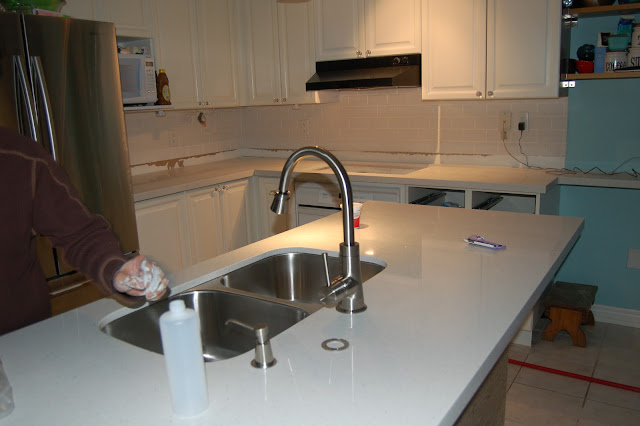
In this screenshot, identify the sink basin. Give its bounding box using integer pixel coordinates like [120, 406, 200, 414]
[102, 290, 308, 362]
[102, 251, 386, 362]
[215, 252, 385, 304]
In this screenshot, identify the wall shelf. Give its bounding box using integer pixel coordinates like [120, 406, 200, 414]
[562, 71, 640, 80]
[564, 4, 640, 18]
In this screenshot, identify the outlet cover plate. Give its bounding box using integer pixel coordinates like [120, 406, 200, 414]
[627, 248, 640, 269]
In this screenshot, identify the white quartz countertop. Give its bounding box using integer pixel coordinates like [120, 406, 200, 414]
[0, 202, 583, 426]
[131, 156, 640, 203]
[131, 157, 561, 201]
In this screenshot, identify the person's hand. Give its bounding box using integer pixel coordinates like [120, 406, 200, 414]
[113, 255, 168, 301]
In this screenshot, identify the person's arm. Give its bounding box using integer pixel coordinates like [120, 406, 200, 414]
[30, 151, 166, 305]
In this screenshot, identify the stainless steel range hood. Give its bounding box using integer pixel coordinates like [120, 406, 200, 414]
[306, 54, 421, 91]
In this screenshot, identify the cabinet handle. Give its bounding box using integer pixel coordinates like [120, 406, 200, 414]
[273, 98, 280, 103]
[365, 50, 371, 57]
[476, 91, 482, 97]
[281, 97, 286, 103]
[221, 185, 229, 191]
[356, 50, 362, 57]
[487, 91, 494, 97]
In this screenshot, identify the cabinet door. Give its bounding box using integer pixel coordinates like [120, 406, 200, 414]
[422, 0, 486, 100]
[314, 0, 364, 61]
[135, 194, 190, 275]
[153, 0, 200, 108]
[60, 0, 97, 20]
[364, 0, 421, 57]
[240, 0, 282, 105]
[186, 187, 224, 264]
[98, 0, 153, 38]
[487, 0, 561, 99]
[255, 177, 294, 241]
[277, 0, 317, 105]
[219, 180, 251, 253]
[196, 0, 240, 107]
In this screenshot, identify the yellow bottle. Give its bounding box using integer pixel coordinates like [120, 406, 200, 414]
[156, 69, 171, 105]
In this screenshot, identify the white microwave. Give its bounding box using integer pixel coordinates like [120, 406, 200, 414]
[118, 54, 157, 105]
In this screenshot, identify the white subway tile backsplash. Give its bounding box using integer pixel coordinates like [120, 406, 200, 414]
[126, 88, 567, 169]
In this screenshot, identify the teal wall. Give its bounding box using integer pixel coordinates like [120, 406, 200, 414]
[555, 14, 640, 310]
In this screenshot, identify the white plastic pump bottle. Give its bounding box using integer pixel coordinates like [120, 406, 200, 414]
[159, 299, 208, 416]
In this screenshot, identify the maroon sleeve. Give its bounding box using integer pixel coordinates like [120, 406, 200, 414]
[30, 154, 144, 308]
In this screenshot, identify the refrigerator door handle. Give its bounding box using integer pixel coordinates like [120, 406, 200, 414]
[30, 56, 58, 162]
[13, 55, 38, 141]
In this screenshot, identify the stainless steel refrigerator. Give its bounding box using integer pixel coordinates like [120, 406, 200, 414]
[0, 13, 138, 296]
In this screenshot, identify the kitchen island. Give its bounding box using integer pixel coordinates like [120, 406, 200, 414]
[0, 201, 583, 425]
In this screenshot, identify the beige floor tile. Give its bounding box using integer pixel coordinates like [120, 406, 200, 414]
[525, 350, 595, 377]
[578, 399, 640, 425]
[514, 366, 589, 398]
[600, 324, 640, 351]
[508, 363, 521, 390]
[586, 382, 640, 412]
[529, 334, 601, 373]
[506, 382, 583, 425]
[508, 344, 531, 362]
[593, 359, 640, 388]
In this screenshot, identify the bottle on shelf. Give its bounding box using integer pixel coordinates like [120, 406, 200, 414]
[156, 68, 171, 106]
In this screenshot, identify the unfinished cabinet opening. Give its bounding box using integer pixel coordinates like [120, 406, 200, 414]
[471, 191, 536, 214]
[408, 186, 465, 208]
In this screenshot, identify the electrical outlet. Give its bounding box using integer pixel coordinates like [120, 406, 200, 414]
[627, 248, 640, 269]
[518, 112, 529, 131]
[168, 130, 177, 147]
[500, 112, 511, 140]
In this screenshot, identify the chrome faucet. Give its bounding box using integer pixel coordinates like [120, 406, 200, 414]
[271, 146, 366, 314]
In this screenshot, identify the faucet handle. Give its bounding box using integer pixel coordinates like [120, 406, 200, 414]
[321, 252, 331, 288]
[225, 319, 276, 369]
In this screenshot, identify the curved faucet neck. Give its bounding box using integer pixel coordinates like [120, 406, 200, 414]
[276, 146, 356, 247]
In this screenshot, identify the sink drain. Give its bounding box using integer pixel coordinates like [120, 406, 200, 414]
[321, 338, 349, 351]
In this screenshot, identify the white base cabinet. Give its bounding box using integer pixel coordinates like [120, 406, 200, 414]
[135, 179, 251, 275]
[421, 0, 561, 100]
[135, 193, 190, 275]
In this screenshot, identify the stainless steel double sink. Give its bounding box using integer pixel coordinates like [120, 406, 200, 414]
[102, 252, 385, 362]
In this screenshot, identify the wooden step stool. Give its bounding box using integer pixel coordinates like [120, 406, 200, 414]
[542, 281, 598, 347]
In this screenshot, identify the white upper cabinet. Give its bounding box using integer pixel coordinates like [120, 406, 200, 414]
[60, 1, 97, 20]
[152, 0, 200, 108]
[195, 0, 241, 107]
[238, 0, 321, 106]
[422, 0, 561, 100]
[315, 0, 421, 61]
[98, 0, 154, 38]
[153, 0, 240, 109]
[62, 1, 153, 37]
[487, 0, 561, 99]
